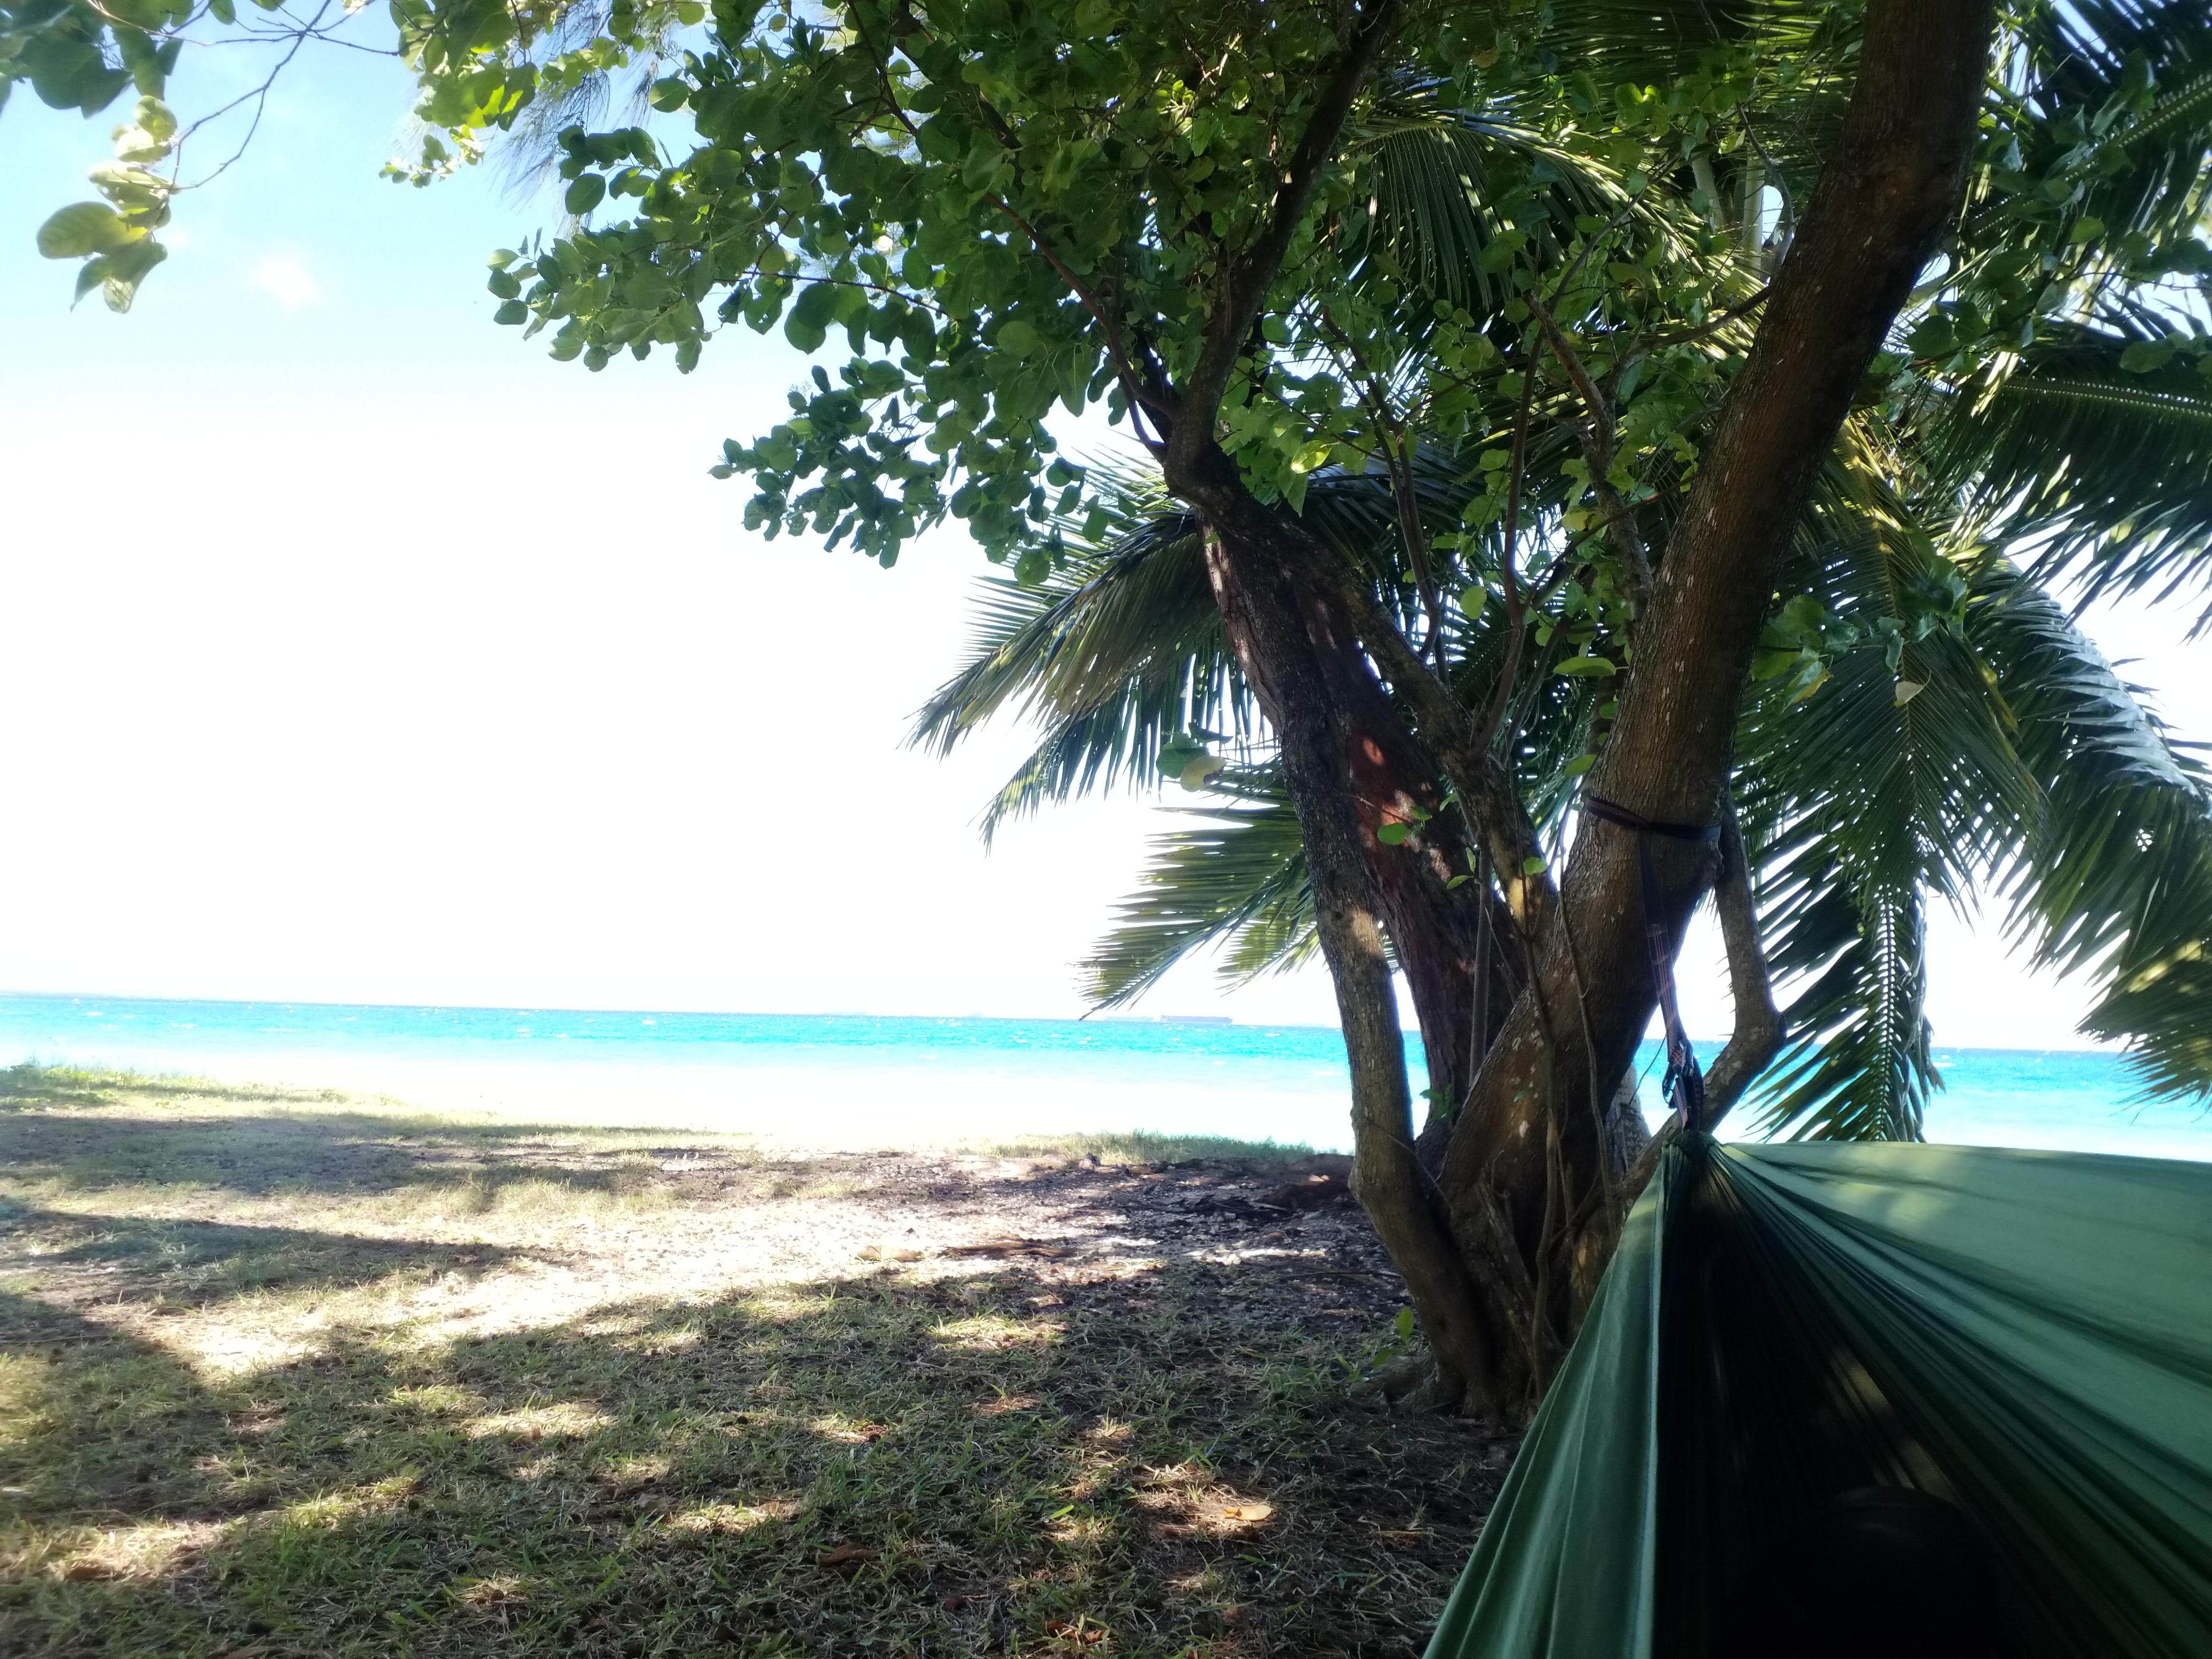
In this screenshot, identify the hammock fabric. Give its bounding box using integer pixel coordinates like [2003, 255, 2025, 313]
[1425, 1137, 2212, 1659]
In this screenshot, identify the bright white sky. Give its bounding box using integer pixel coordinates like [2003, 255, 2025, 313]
[1, 40, 2203, 1045]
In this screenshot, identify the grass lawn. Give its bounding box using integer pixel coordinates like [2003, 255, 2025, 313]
[0, 1064, 1510, 1657]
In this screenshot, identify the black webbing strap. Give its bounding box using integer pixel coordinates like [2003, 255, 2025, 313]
[1582, 793, 1721, 1130]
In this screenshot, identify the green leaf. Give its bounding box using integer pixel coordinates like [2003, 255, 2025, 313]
[997, 319, 1042, 357]
[1178, 752, 1224, 791]
[1376, 821, 1413, 846]
[1554, 654, 1618, 677]
[88, 161, 170, 211]
[87, 236, 166, 311]
[1522, 856, 1548, 876]
[132, 95, 175, 142]
[784, 281, 839, 353]
[564, 174, 607, 216]
[36, 203, 139, 259]
[110, 127, 170, 163]
[1456, 583, 1487, 618]
[647, 77, 690, 113]
[961, 134, 1010, 193]
[2118, 337, 2178, 373]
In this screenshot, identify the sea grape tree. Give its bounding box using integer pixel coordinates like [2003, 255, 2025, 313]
[12, 0, 2212, 1419]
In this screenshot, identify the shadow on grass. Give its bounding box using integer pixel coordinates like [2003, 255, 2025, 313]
[0, 1066, 363, 1113]
[0, 1202, 528, 1313]
[0, 1087, 730, 1212]
[1, 1260, 1502, 1658]
[0, 1110, 672, 1202]
[0, 1065, 1325, 1220]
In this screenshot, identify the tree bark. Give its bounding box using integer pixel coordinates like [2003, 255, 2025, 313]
[1184, 470, 1509, 1409]
[1426, 0, 1998, 1416]
[1294, 569, 1521, 1148]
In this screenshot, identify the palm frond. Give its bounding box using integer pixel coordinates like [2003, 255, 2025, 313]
[911, 458, 1250, 839]
[1931, 320, 2212, 627]
[1080, 772, 1316, 1008]
[1746, 458, 2044, 893]
[1535, 1, 1845, 85]
[2022, 0, 2212, 248]
[1736, 451, 2044, 1139]
[1969, 561, 2212, 1098]
[1751, 852, 1936, 1142]
[1348, 84, 1622, 318]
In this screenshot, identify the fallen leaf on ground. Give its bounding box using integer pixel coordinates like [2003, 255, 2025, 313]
[1044, 1618, 1109, 1643]
[815, 1543, 876, 1570]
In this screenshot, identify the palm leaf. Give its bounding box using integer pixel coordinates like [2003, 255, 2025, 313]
[1932, 320, 2212, 627]
[1535, 1, 1847, 85]
[2020, 0, 2212, 249]
[1737, 453, 2043, 1139]
[1348, 83, 1623, 319]
[1752, 853, 1937, 1142]
[1080, 771, 1316, 1008]
[911, 458, 1249, 839]
[1969, 561, 2212, 1098]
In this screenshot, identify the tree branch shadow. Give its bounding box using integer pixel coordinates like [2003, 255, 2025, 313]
[1, 1257, 1501, 1658]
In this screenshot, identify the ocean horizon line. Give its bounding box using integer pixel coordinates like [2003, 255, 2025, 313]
[1, 990, 2199, 1161]
[0, 989, 2132, 1058]
[0, 988, 1329, 1032]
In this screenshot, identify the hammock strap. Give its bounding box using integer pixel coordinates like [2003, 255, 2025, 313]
[1582, 793, 1720, 1130]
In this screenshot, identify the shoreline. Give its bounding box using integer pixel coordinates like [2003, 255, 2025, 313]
[5, 1044, 2207, 1164]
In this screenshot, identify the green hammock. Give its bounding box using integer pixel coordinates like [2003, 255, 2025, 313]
[1424, 1137, 2212, 1659]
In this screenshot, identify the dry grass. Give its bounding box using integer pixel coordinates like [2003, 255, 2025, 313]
[0, 1065, 1511, 1657]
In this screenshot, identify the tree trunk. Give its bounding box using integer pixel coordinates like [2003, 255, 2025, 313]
[1166, 444, 1507, 1409]
[1155, 0, 1997, 1423]
[1295, 572, 1522, 1154]
[1112, 0, 1999, 1422]
[1428, 0, 2000, 1417]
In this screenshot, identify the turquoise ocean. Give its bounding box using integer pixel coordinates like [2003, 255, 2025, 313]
[1, 993, 2206, 1161]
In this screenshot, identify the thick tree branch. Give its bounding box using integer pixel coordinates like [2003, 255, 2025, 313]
[1702, 809, 1782, 1129]
[1174, 0, 1404, 446]
[1199, 525, 1511, 1414]
[1590, 0, 1996, 835]
[1439, 0, 1999, 1369]
[1292, 545, 1558, 937]
[1525, 293, 1654, 615]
